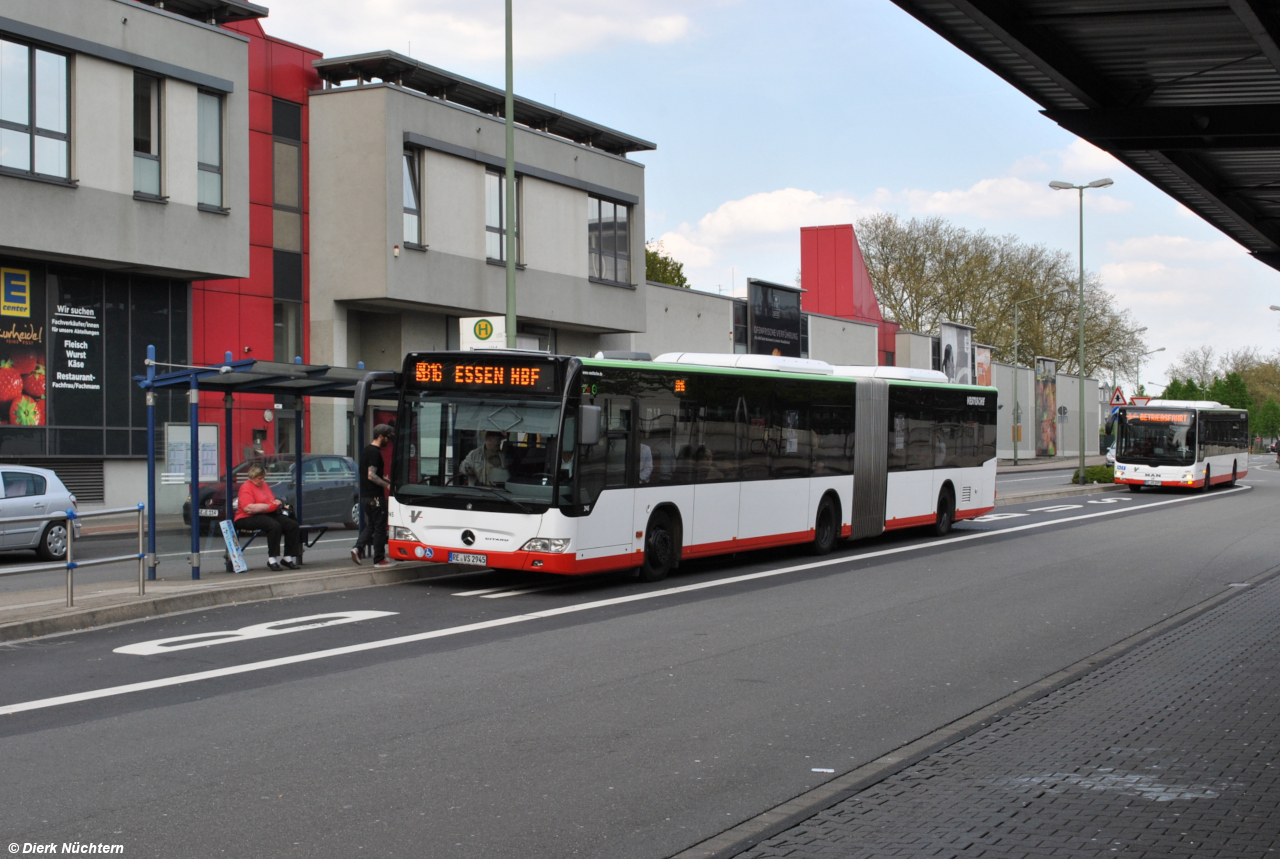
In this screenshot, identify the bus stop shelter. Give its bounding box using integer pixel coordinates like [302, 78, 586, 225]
[135, 346, 398, 579]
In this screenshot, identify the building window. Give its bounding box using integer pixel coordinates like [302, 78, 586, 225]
[800, 315, 810, 359]
[588, 195, 630, 285]
[196, 91, 222, 208]
[485, 170, 520, 262]
[272, 100, 302, 255]
[133, 73, 161, 196]
[403, 150, 420, 245]
[0, 39, 68, 179]
[274, 300, 302, 364]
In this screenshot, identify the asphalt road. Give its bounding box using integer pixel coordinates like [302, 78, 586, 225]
[0, 455, 1273, 858]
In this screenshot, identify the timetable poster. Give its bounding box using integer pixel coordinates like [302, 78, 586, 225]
[0, 266, 47, 426]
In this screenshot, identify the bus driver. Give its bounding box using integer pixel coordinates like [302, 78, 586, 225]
[461, 431, 511, 486]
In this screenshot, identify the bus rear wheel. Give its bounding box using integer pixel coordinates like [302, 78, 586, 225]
[1128, 483, 1142, 493]
[933, 489, 955, 537]
[639, 512, 676, 582]
[810, 498, 838, 556]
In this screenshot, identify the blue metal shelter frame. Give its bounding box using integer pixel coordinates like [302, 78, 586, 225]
[135, 347, 399, 580]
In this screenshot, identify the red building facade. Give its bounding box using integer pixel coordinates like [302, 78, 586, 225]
[191, 21, 320, 461]
[799, 224, 899, 366]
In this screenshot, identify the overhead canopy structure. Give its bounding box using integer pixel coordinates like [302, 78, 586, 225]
[889, 0, 1280, 270]
[313, 51, 657, 157]
[132, 0, 268, 25]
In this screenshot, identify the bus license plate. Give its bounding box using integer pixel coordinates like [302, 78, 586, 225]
[449, 552, 487, 566]
[1144, 479, 1162, 486]
[198, 509, 220, 518]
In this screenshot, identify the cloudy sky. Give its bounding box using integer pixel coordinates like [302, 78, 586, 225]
[265, 0, 1280, 387]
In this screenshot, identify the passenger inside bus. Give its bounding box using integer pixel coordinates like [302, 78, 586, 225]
[695, 446, 724, 481]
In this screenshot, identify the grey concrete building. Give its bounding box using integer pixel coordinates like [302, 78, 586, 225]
[307, 52, 656, 453]
[0, 0, 254, 504]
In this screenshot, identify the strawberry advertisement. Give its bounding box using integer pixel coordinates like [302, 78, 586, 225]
[0, 267, 46, 427]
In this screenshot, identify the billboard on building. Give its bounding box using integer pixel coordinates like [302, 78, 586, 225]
[747, 279, 802, 357]
[974, 344, 992, 387]
[1035, 356, 1057, 456]
[937, 321, 975, 385]
[0, 267, 46, 427]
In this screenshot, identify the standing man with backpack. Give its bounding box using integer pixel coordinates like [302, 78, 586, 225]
[352, 423, 394, 567]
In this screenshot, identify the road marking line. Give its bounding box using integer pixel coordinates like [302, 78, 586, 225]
[113, 611, 398, 656]
[0, 485, 1250, 717]
[481, 584, 568, 599]
[452, 587, 511, 597]
[972, 513, 1029, 522]
[1027, 504, 1083, 513]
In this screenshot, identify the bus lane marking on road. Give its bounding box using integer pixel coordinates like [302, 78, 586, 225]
[972, 513, 1029, 522]
[113, 612, 398, 656]
[0, 485, 1251, 717]
[1027, 504, 1083, 513]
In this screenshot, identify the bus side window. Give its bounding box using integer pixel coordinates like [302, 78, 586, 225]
[770, 381, 811, 479]
[605, 400, 631, 487]
[575, 400, 609, 506]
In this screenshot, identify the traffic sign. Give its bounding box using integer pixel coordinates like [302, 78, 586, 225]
[1130, 396, 1151, 406]
[1109, 387, 1126, 406]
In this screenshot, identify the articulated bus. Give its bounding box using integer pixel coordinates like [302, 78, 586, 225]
[387, 351, 997, 581]
[1112, 399, 1249, 491]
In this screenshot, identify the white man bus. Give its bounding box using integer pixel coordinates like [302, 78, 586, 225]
[1110, 399, 1248, 492]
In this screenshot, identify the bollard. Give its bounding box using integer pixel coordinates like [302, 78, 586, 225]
[65, 509, 76, 608]
[138, 503, 146, 596]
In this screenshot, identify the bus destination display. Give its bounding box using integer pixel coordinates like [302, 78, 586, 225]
[413, 360, 555, 393]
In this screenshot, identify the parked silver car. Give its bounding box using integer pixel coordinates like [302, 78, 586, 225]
[0, 466, 80, 560]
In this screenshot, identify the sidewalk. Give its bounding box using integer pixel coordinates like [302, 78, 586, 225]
[679, 568, 1280, 859]
[998, 454, 1107, 474]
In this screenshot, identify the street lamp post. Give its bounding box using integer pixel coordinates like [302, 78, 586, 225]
[1136, 347, 1164, 398]
[1051, 177, 1114, 484]
[503, 0, 517, 347]
[1012, 285, 1070, 465]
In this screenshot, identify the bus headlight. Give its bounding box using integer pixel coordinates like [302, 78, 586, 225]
[521, 537, 570, 553]
[391, 526, 419, 542]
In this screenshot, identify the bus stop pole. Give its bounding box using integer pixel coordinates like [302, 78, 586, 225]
[145, 345, 157, 581]
[295, 395, 304, 529]
[224, 384, 234, 522]
[189, 373, 201, 580]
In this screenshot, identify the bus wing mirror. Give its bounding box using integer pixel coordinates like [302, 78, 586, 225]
[578, 405, 602, 446]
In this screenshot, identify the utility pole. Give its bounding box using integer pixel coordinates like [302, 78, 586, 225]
[504, 0, 517, 347]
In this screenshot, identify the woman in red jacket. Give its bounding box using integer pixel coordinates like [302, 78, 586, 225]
[235, 463, 301, 571]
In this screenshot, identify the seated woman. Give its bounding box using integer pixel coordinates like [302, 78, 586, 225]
[234, 463, 302, 571]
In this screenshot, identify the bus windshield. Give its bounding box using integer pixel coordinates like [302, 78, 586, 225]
[395, 393, 567, 511]
[1118, 409, 1196, 466]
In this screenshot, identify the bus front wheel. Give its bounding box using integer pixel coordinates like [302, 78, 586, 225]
[1201, 466, 1211, 493]
[639, 513, 676, 582]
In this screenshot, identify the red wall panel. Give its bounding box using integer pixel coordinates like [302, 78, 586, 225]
[249, 202, 273, 249]
[248, 130, 274, 206]
[241, 245, 274, 298]
[248, 90, 273, 134]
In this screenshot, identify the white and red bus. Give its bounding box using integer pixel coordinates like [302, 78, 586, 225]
[387, 351, 997, 581]
[1112, 399, 1249, 491]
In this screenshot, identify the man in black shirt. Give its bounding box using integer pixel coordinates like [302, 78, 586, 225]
[352, 423, 394, 566]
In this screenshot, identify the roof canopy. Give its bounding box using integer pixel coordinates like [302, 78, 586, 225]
[313, 51, 657, 157]
[135, 358, 399, 403]
[890, 0, 1280, 271]
[132, 0, 268, 24]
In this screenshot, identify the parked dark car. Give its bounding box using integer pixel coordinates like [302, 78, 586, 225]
[183, 455, 360, 532]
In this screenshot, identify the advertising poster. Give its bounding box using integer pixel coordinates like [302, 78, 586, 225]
[974, 345, 993, 387]
[747, 279, 802, 357]
[1035, 357, 1057, 457]
[49, 274, 103, 427]
[0, 267, 47, 427]
[938, 321, 975, 385]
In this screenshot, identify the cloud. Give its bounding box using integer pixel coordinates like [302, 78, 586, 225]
[263, 0, 702, 64]
[904, 176, 1131, 219]
[1056, 139, 1124, 177]
[1106, 235, 1246, 263]
[656, 187, 886, 291]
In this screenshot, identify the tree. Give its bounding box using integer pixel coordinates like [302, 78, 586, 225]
[1207, 372, 1252, 410]
[1163, 378, 1186, 400]
[855, 212, 1147, 378]
[645, 240, 688, 288]
[1165, 345, 1218, 390]
[1256, 398, 1280, 440]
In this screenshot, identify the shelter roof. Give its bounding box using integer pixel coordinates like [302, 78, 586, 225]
[889, 0, 1280, 270]
[135, 359, 400, 402]
[313, 51, 656, 157]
